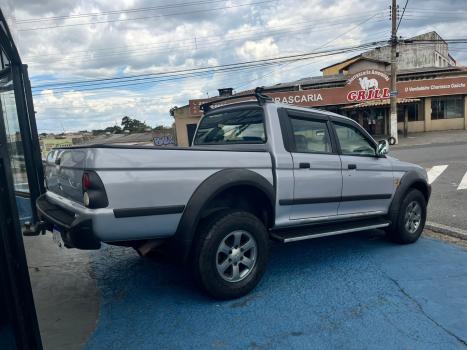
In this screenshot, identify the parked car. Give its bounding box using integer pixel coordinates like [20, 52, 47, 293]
[36, 92, 430, 299]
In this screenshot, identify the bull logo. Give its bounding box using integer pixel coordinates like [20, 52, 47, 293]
[347, 75, 389, 102]
[359, 77, 379, 90]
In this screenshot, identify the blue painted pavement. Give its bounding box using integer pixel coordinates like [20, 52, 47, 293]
[86, 231, 467, 350]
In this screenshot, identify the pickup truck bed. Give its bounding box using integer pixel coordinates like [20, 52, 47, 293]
[43, 145, 273, 242]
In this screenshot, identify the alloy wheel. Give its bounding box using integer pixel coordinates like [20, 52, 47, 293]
[404, 201, 422, 234]
[215, 230, 257, 282]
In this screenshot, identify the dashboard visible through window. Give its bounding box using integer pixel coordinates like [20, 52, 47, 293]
[194, 108, 266, 145]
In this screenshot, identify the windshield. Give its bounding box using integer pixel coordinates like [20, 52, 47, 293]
[193, 108, 266, 145]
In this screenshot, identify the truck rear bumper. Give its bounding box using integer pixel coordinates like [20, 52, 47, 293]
[36, 194, 101, 250]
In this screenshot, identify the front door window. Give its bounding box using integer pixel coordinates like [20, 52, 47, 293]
[333, 122, 376, 156]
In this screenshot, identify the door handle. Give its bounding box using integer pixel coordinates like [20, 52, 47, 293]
[348, 164, 357, 170]
[299, 162, 310, 169]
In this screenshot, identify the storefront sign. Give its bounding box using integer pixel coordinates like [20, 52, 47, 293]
[272, 93, 323, 104]
[399, 76, 467, 98]
[188, 70, 467, 116]
[345, 69, 390, 102]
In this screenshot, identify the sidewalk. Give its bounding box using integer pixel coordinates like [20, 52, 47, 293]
[25, 235, 99, 350]
[393, 129, 467, 148]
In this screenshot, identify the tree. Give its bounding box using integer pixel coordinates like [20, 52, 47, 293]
[104, 125, 122, 134]
[121, 116, 150, 132]
[92, 129, 105, 135]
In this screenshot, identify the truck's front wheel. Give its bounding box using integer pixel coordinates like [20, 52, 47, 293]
[387, 188, 427, 244]
[192, 210, 269, 299]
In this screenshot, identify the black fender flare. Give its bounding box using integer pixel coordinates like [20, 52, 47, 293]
[170, 168, 275, 262]
[388, 170, 431, 224]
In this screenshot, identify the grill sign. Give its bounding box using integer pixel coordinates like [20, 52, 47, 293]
[346, 70, 390, 102]
[347, 88, 390, 101]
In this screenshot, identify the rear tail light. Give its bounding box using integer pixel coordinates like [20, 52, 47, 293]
[82, 172, 91, 191]
[82, 171, 108, 209]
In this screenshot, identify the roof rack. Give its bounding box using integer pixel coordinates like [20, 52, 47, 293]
[200, 87, 272, 113]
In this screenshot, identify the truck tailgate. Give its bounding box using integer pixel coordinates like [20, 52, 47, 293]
[45, 149, 86, 204]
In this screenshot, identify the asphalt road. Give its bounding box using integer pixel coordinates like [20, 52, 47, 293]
[391, 141, 467, 232]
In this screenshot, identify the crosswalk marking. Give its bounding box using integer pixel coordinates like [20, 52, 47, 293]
[427, 165, 448, 185]
[425, 164, 467, 190]
[458, 171, 467, 190]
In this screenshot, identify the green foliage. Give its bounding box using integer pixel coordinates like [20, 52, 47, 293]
[121, 116, 151, 132]
[104, 125, 122, 133]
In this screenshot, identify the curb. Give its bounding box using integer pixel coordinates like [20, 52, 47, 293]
[426, 221, 467, 240]
[392, 140, 467, 150]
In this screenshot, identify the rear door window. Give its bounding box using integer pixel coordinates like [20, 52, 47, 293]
[193, 108, 266, 145]
[289, 117, 332, 154]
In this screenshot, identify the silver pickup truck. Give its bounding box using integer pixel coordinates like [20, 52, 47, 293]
[37, 92, 430, 299]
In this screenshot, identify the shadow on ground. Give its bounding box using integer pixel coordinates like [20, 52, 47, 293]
[86, 231, 467, 350]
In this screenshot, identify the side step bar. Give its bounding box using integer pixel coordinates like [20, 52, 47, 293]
[271, 218, 391, 243]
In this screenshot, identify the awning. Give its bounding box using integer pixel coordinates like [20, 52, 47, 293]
[342, 98, 420, 109]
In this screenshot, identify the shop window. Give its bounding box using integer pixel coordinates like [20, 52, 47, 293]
[431, 95, 464, 120]
[397, 104, 422, 122]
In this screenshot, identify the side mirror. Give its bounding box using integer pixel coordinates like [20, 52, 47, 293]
[377, 139, 389, 157]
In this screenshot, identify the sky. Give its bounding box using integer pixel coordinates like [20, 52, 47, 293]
[1, 0, 466, 133]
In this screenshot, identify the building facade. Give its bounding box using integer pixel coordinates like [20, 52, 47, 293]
[173, 32, 467, 146]
[321, 31, 455, 76]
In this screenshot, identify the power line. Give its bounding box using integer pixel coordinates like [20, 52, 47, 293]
[24, 12, 384, 62]
[35, 97, 175, 110]
[401, 39, 467, 44]
[32, 41, 384, 90]
[32, 42, 384, 96]
[404, 8, 467, 13]
[31, 11, 387, 98]
[27, 18, 387, 66]
[396, 0, 409, 33]
[33, 63, 283, 94]
[15, 0, 232, 23]
[17, 0, 276, 31]
[234, 13, 384, 90]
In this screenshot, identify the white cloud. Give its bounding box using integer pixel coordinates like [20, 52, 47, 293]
[236, 37, 279, 60]
[3, 0, 465, 132]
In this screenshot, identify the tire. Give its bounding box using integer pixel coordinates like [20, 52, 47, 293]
[387, 189, 427, 244]
[192, 210, 269, 300]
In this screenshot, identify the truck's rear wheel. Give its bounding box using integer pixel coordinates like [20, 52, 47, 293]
[387, 189, 427, 244]
[192, 210, 269, 299]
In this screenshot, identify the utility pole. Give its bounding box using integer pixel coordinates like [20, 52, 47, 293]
[389, 0, 398, 144]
